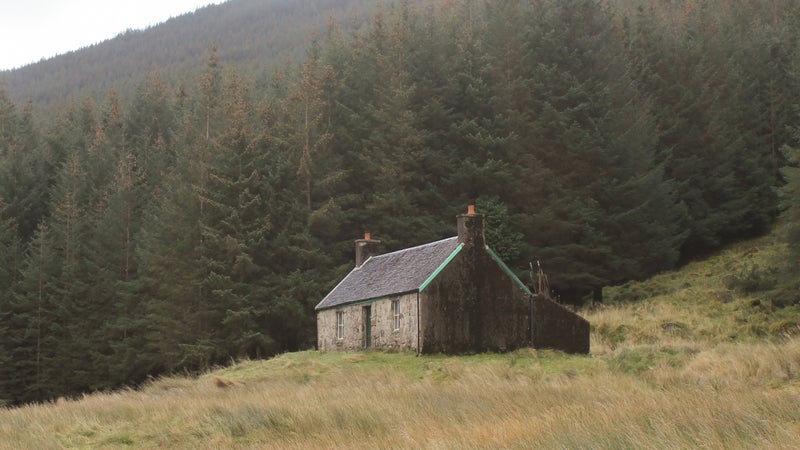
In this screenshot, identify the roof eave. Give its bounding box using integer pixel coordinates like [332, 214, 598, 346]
[315, 288, 420, 311]
[314, 263, 363, 311]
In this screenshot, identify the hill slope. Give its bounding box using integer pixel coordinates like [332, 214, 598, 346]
[0, 0, 375, 106]
[1, 0, 798, 414]
[2, 236, 799, 448]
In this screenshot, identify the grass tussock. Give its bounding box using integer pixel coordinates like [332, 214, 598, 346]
[2, 236, 800, 448]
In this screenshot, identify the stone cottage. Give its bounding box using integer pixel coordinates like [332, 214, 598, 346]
[315, 206, 590, 354]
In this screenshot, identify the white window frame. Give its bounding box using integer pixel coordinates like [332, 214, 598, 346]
[336, 311, 344, 340]
[392, 300, 400, 331]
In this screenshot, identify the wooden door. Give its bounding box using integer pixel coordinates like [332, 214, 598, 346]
[363, 305, 372, 349]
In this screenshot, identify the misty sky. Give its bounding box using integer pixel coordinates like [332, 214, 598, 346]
[0, 0, 225, 71]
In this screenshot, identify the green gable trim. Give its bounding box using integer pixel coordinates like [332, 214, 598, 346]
[486, 247, 534, 297]
[419, 243, 464, 293]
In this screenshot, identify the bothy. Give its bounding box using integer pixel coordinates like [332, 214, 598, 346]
[315, 206, 589, 354]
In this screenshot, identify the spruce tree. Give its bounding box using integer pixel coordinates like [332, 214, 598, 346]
[519, 0, 686, 301]
[0, 92, 43, 242]
[0, 199, 18, 293]
[0, 199, 20, 404]
[47, 153, 101, 393]
[622, 0, 779, 258]
[201, 72, 278, 358]
[87, 151, 146, 385]
[335, 0, 451, 246]
[126, 73, 177, 189]
[280, 40, 337, 214]
[135, 165, 209, 373]
[477, 196, 523, 263]
[773, 143, 800, 306]
[441, 0, 514, 203]
[780, 145, 800, 250]
[4, 224, 61, 403]
[134, 51, 235, 373]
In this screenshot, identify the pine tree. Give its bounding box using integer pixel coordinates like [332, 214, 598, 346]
[0, 93, 27, 290]
[441, 0, 515, 202]
[332, 0, 451, 246]
[135, 166, 209, 373]
[47, 153, 102, 393]
[0, 199, 20, 404]
[773, 140, 800, 306]
[134, 53, 237, 373]
[201, 72, 278, 358]
[258, 69, 335, 350]
[520, 0, 686, 301]
[622, 0, 779, 258]
[87, 151, 146, 385]
[780, 145, 800, 254]
[477, 196, 523, 263]
[0, 199, 18, 293]
[126, 72, 177, 188]
[0, 91, 44, 242]
[279, 39, 337, 214]
[4, 224, 61, 403]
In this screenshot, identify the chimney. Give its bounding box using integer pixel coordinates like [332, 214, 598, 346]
[457, 204, 485, 248]
[355, 232, 382, 267]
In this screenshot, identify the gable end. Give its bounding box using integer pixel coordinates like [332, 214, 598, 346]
[419, 243, 464, 293]
[486, 247, 533, 296]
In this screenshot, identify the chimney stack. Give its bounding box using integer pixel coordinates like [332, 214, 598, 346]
[457, 205, 485, 248]
[355, 232, 382, 267]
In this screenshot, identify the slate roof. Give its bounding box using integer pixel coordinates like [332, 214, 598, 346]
[315, 236, 461, 310]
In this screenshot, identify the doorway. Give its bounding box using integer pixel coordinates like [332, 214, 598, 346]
[363, 305, 372, 349]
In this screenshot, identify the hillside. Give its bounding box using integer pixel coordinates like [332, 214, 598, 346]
[0, 0, 375, 107]
[2, 0, 799, 408]
[2, 236, 799, 449]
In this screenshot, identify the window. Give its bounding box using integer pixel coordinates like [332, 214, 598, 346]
[392, 300, 400, 331]
[336, 311, 344, 340]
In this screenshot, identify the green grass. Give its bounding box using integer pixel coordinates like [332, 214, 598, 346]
[2, 235, 800, 448]
[599, 236, 799, 346]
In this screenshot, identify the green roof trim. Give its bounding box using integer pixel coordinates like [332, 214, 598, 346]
[418, 243, 464, 292]
[486, 247, 534, 296]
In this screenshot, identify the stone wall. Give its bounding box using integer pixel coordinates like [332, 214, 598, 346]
[370, 292, 419, 350]
[418, 250, 474, 353]
[420, 247, 531, 353]
[532, 295, 590, 354]
[317, 292, 419, 352]
[477, 251, 532, 352]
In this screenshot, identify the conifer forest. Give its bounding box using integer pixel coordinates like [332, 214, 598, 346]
[2, 0, 800, 405]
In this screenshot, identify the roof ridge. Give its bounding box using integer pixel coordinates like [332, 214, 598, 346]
[367, 236, 457, 260]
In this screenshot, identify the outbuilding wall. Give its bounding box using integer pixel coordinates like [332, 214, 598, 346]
[531, 295, 590, 354]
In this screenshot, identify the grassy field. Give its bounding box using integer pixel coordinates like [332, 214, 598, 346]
[2, 236, 800, 449]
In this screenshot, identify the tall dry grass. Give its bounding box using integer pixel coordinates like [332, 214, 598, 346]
[1, 344, 799, 449]
[2, 236, 799, 448]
